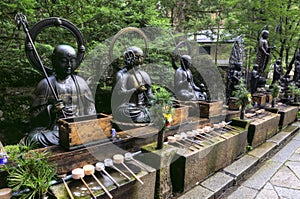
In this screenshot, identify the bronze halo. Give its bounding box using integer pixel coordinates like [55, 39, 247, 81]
[109, 27, 149, 65]
[25, 17, 85, 74]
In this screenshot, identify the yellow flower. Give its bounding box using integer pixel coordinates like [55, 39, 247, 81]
[163, 113, 172, 122]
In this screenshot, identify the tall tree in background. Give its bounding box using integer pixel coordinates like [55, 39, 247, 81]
[0, 0, 169, 87]
[222, 0, 299, 73]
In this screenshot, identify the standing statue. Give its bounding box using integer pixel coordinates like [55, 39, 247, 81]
[229, 36, 244, 67]
[272, 58, 283, 85]
[255, 30, 275, 76]
[250, 64, 260, 94]
[24, 45, 96, 147]
[111, 46, 154, 123]
[227, 37, 244, 102]
[226, 62, 243, 100]
[174, 55, 206, 101]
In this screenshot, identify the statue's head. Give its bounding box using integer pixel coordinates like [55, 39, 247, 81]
[261, 30, 269, 39]
[52, 44, 77, 79]
[276, 58, 282, 65]
[234, 62, 242, 71]
[180, 55, 192, 70]
[123, 46, 144, 67]
[253, 64, 259, 70]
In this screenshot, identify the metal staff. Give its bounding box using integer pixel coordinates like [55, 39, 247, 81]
[15, 13, 66, 117]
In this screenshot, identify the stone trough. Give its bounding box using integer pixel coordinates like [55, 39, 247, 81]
[157, 125, 248, 194]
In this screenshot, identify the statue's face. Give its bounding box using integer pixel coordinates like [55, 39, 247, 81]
[124, 46, 144, 67]
[134, 51, 144, 65]
[181, 55, 192, 70]
[53, 45, 76, 78]
[262, 31, 269, 39]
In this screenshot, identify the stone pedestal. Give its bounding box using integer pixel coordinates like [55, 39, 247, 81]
[169, 127, 247, 193]
[247, 113, 280, 148]
[266, 106, 298, 128]
[141, 143, 178, 199]
[278, 106, 298, 128]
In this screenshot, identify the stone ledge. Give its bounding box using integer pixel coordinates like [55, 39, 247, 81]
[223, 155, 259, 182]
[226, 185, 258, 199]
[177, 185, 214, 199]
[200, 172, 234, 198]
[248, 142, 277, 160]
[267, 125, 299, 146]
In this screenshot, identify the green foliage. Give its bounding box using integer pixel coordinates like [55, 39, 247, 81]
[150, 84, 174, 127]
[222, 0, 300, 71]
[288, 84, 300, 97]
[4, 144, 56, 199]
[271, 82, 281, 98]
[233, 78, 252, 108]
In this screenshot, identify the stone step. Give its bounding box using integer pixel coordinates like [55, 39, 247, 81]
[176, 123, 299, 199]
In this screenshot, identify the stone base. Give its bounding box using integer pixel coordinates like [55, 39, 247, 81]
[266, 106, 298, 128]
[169, 127, 247, 193]
[140, 143, 178, 199]
[247, 113, 280, 148]
[278, 106, 298, 128]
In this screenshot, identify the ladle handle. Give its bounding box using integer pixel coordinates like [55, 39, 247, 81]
[92, 174, 113, 199]
[131, 158, 152, 173]
[62, 178, 75, 199]
[112, 165, 131, 181]
[80, 177, 97, 199]
[121, 163, 144, 185]
[102, 169, 121, 187]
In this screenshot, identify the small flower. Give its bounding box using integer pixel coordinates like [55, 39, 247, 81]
[163, 113, 173, 123]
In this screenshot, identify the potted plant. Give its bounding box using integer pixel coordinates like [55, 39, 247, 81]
[3, 144, 56, 199]
[150, 84, 174, 149]
[288, 84, 300, 103]
[233, 78, 252, 120]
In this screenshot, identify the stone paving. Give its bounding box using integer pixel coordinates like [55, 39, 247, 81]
[177, 120, 300, 199]
[226, 121, 300, 199]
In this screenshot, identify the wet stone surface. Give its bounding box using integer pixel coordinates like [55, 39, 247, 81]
[201, 172, 234, 198]
[177, 185, 214, 199]
[226, 186, 258, 199]
[248, 142, 276, 160]
[269, 165, 300, 190]
[223, 155, 259, 181]
[242, 160, 281, 190]
[255, 182, 278, 199]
